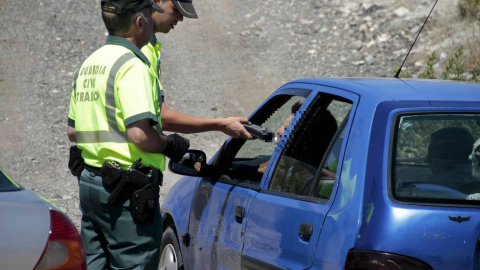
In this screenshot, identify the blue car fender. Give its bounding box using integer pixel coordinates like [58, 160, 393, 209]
[161, 175, 202, 249]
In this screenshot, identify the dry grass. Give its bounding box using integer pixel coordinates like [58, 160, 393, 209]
[454, 0, 480, 75]
[465, 32, 480, 71]
[458, 0, 480, 20]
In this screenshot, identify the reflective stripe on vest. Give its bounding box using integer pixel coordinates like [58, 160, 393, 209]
[76, 53, 135, 144]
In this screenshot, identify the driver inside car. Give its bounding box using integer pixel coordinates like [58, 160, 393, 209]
[425, 127, 476, 193]
[259, 104, 339, 195]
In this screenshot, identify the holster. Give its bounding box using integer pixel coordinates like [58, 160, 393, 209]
[68, 146, 84, 177]
[100, 158, 163, 224]
[130, 168, 162, 224]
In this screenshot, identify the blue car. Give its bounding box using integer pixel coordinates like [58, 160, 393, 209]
[159, 78, 480, 270]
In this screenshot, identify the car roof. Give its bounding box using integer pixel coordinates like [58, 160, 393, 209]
[289, 78, 480, 103]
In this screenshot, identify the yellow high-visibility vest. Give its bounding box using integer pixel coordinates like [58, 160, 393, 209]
[142, 35, 165, 106]
[68, 35, 165, 171]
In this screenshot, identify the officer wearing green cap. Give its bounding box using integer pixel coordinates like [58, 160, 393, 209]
[142, 0, 254, 142]
[66, 0, 190, 268]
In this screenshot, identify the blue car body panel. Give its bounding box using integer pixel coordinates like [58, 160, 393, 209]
[186, 180, 258, 269]
[161, 175, 202, 265]
[242, 193, 328, 269]
[355, 101, 480, 270]
[161, 78, 480, 269]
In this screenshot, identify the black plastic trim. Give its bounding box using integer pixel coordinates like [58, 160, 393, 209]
[241, 254, 287, 270]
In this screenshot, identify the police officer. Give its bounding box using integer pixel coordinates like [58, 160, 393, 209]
[142, 0, 254, 139]
[66, 0, 189, 268]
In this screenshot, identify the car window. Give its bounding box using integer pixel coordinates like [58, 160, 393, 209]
[314, 124, 347, 199]
[221, 95, 307, 186]
[269, 96, 352, 197]
[392, 113, 480, 205]
[0, 169, 22, 192]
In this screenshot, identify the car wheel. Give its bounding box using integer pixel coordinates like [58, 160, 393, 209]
[159, 226, 184, 270]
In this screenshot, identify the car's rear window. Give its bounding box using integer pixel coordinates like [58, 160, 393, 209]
[0, 169, 22, 192]
[392, 113, 480, 206]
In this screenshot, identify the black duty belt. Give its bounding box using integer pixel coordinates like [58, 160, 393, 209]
[84, 164, 102, 176]
[86, 158, 163, 224]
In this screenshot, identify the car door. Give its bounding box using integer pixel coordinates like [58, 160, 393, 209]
[241, 88, 358, 269]
[186, 88, 313, 269]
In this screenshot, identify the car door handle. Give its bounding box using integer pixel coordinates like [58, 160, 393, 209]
[235, 206, 245, 223]
[298, 223, 313, 242]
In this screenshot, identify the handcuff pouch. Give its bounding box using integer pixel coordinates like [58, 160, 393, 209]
[68, 146, 84, 177]
[101, 160, 122, 188]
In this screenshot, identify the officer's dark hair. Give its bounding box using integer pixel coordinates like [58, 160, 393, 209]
[102, 8, 150, 36]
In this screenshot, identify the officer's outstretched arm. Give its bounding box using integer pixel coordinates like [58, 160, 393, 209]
[127, 119, 190, 162]
[161, 102, 253, 139]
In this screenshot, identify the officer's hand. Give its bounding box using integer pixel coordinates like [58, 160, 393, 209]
[163, 133, 190, 162]
[222, 117, 253, 140]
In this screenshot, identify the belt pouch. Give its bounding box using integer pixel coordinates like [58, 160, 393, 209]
[101, 161, 122, 188]
[68, 146, 84, 177]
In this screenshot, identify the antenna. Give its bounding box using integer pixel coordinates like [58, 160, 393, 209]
[394, 0, 439, 78]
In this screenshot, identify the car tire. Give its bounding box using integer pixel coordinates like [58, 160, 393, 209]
[159, 226, 184, 270]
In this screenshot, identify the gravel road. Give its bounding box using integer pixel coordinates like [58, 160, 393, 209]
[0, 0, 473, 229]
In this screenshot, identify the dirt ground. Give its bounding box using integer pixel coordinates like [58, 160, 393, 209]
[0, 0, 478, 228]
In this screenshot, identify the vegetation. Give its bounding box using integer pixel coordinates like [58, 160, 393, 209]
[399, 45, 479, 82]
[443, 46, 466, 81]
[397, 1, 480, 81]
[395, 65, 411, 78]
[458, 0, 480, 20]
[419, 52, 436, 79]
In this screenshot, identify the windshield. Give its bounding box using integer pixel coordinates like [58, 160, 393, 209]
[0, 169, 22, 192]
[392, 113, 480, 205]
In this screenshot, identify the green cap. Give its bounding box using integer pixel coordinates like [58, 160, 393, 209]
[101, 0, 163, 14]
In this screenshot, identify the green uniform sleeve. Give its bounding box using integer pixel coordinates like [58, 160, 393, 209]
[117, 61, 158, 127]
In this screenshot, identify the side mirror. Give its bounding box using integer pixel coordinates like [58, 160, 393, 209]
[168, 150, 217, 178]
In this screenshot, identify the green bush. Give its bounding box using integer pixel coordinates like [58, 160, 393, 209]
[399, 45, 479, 82]
[395, 65, 411, 78]
[473, 68, 480, 82]
[459, 0, 480, 20]
[420, 52, 436, 79]
[443, 46, 465, 81]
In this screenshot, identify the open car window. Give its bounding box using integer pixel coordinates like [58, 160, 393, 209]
[392, 113, 480, 205]
[220, 94, 308, 187]
[269, 95, 352, 198]
[314, 124, 347, 200]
